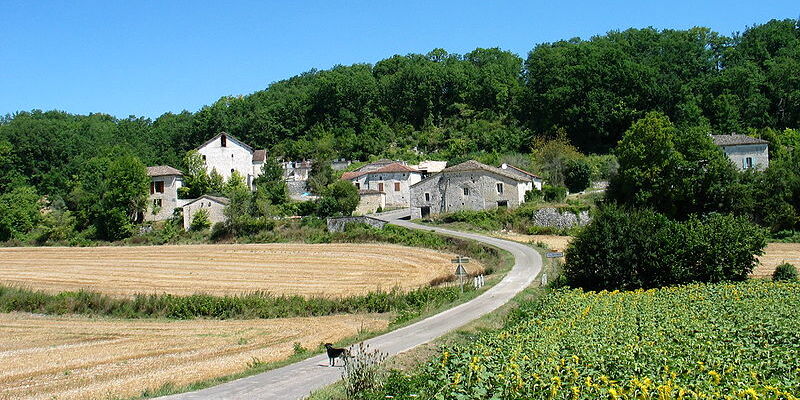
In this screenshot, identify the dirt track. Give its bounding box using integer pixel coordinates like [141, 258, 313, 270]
[0, 312, 389, 400]
[0, 243, 481, 297]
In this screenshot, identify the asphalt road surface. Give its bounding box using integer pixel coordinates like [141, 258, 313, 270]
[159, 209, 542, 400]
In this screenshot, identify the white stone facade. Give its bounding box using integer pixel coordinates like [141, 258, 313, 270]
[342, 163, 422, 208]
[196, 133, 265, 189]
[719, 144, 769, 171]
[354, 190, 386, 215]
[182, 195, 229, 231]
[145, 166, 185, 222]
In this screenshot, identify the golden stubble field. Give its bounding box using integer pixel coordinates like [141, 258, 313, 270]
[0, 312, 389, 400]
[492, 233, 798, 278]
[753, 243, 800, 278]
[0, 243, 481, 297]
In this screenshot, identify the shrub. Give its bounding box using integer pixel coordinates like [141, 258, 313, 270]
[189, 209, 211, 231]
[524, 188, 543, 203]
[564, 205, 766, 290]
[564, 158, 592, 193]
[542, 185, 567, 202]
[773, 263, 798, 281]
[342, 342, 387, 399]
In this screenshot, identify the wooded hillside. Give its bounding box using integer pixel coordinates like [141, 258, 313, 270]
[1, 19, 798, 198]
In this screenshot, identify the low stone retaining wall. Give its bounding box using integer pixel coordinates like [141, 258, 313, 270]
[326, 216, 388, 232]
[532, 207, 591, 229]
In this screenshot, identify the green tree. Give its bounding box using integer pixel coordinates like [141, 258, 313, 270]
[223, 170, 248, 196]
[316, 180, 360, 217]
[563, 158, 592, 193]
[179, 150, 210, 198]
[253, 156, 289, 216]
[190, 208, 211, 231]
[72, 153, 149, 241]
[609, 112, 738, 219]
[0, 185, 41, 241]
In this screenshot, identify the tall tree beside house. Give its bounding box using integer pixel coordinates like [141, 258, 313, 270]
[253, 156, 289, 215]
[178, 150, 210, 199]
[223, 170, 248, 197]
[609, 112, 739, 220]
[71, 153, 149, 241]
[316, 180, 360, 217]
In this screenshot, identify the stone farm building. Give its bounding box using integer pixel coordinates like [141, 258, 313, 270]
[711, 134, 770, 171]
[341, 162, 423, 208]
[355, 189, 386, 215]
[145, 166, 186, 222]
[409, 160, 538, 219]
[196, 132, 266, 189]
[182, 195, 230, 231]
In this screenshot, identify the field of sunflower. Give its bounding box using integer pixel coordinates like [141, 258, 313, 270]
[378, 281, 800, 399]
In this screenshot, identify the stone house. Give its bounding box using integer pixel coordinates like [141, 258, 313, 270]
[182, 195, 229, 231]
[409, 160, 534, 219]
[711, 134, 770, 171]
[196, 132, 267, 189]
[145, 166, 186, 222]
[499, 163, 543, 190]
[341, 162, 422, 208]
[354, 189, 386, 215]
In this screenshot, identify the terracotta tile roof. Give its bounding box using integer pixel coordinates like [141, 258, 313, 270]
[341, 163, 420, 181]
[252, 149, 267, 162]
[147, 165, 183, 177]
[371, 162, 420, 174]
[341, 171, 363, 180]
[711, 134, 769, 146]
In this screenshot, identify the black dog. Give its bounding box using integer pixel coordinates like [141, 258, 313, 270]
[324, 343, 349, 367]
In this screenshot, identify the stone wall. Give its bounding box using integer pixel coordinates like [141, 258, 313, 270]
[531, 207, 591, 229]
[287, 180, 308, 196]
[326, 216, 387, 232]
[721, 143, 769, 171]
[410, 171, 526, 219]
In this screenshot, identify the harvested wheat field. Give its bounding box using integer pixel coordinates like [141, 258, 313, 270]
[0, 312, 389, 400]
[0, 243, 480, 297]
[752, 243, 800, 278]
[491, 233, 572, 251]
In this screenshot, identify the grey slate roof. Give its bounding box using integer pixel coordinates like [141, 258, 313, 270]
[196, 132, 254, 153]
[442, 160, 528, 181]
[711, 134, 769, 146]
[183, 194, 230, 207]
[146, 165, 183, 177]
[411, 160, 528, 188]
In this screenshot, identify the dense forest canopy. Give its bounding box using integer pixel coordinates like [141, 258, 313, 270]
[1, 19, 798, 199]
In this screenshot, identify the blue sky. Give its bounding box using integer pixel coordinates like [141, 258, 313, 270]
[2, 1, 797, 119]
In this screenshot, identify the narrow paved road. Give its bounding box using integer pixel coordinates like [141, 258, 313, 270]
[159, 210, 541, 400]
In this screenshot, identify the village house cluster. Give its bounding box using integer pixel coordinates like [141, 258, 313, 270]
[146, 132, 769, 229]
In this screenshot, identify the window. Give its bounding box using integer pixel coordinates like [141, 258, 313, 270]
[424, 193, 430, 202]
[150, 182, 154, 194]
[154, 181, 165, 193]
[497, 200, 508, 208]
[463, 187, 470, 196]
[744, 157, 753, 169]
[496, 182, 504, 194]
[355, 182, 360, 189]
[231, 168, 235, 174]
[394, 182, 401, 191]
[202, 155, 206, 161]
[221, 134, 227, 147]
[378, 183, 384, 192]
[153, 199, 162, 207]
